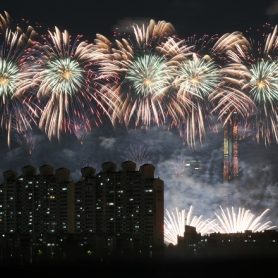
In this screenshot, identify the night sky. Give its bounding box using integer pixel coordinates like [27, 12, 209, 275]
[1, 0, 278, 226]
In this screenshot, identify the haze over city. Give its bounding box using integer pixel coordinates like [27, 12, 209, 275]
[1, 1, 278, 274]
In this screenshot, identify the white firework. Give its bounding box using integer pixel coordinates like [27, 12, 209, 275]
[164, 206, 218, 245]
[213, 206, 277, 233]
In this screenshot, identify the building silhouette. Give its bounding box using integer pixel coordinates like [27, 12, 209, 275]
[171, 225, 278, 259]
[0, 161, 164, 262]
[75, 161, 164, 255]
[0, 165, 74, 234]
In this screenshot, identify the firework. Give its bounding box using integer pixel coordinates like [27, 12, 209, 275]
[0, 11, 11, 33]
[0, 23, 38, 146]
[173, 157, 186, 176]
[212, 26, 278, 145]
[174, 53, 220, 146]
[213, 206, 277, 233]
[123, 144, 155, 169]
[70, 110, 93, 144]
[12, 127, 38, 154]
[33, 27, 117, 140]
[98, 20, 192, 128]
[164, 206, 218, 245]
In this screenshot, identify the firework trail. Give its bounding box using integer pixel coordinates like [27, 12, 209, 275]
[97, 20, 193, 129]
[33, 27, 118, 140]
[213, 206, 277, 233]
[12, 127, 38, 154]
[70, 109, 92, 144]
[123, 144, 155, 170]
[0, 11, 12, 33]
[164, 206, 218, 245]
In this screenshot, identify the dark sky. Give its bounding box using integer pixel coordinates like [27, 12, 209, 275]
[1, 0, 278, 40]
[1, 1, 278, 226]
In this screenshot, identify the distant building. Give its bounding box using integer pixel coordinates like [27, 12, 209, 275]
[173, 225, 278, 259]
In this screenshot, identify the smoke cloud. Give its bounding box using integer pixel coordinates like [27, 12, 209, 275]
[0, 122, 277, 227]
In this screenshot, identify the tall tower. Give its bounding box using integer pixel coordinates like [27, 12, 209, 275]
[223, 112, 239, 181]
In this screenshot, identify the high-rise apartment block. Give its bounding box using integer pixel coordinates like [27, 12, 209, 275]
[75, 161, 164, 251]
[0, 165, 75, 234]
[0, 161, 164, 254]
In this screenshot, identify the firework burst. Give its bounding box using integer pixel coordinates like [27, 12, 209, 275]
[34, 27, 117, 140]
[213, 206, 277, 233]
[174, 53, 220, 146]
[123, 144, 155, 169]
[0, 23, 38, 146]
[98, 20, 193, 128]
[212, 26, 278, 144]
[164, 206, 218, 245]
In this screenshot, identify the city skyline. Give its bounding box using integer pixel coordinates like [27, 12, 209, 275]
[0, 2, 278, 235]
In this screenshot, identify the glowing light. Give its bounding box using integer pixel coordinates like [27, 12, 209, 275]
[191, 77, 199, 84]
[257, 81, 265, 88]
[0, 77, 8, 85]
[143, 78, 152, 86]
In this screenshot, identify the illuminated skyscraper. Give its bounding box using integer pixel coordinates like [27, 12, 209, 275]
[223, 112, 239, 182]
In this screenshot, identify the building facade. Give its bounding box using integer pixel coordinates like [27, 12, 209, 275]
[173, 226, 278, 259]
[75, 161, 164, 254]
[0, 165, 75, 234]
[0, 161, 164, 260]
